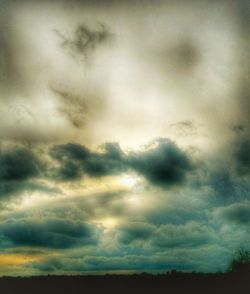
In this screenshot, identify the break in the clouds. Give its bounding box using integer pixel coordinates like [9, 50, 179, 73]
[0, 0, 249, 276]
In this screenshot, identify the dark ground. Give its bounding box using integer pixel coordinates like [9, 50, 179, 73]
[0, 272, 249, 294]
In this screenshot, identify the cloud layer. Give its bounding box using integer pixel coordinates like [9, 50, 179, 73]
[0, 0, 249, 276]
[50, 139, 192, 186]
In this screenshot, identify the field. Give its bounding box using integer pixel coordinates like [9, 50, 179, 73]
[0, 272, 249, 294]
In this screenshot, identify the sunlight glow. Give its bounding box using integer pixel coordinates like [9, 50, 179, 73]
[98, 218, 119, 230]
[0, 254, 42, 266]
[120, 175, 137, 188]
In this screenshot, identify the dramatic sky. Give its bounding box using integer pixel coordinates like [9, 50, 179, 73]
[0, 0, 249, 276]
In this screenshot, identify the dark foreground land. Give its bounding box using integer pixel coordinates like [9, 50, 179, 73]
[0, 272, 249, 294]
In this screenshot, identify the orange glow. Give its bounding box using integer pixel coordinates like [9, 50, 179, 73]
[0, 254, 42, 266]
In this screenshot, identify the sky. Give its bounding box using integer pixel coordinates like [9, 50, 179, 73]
[0, 0, 249, 276]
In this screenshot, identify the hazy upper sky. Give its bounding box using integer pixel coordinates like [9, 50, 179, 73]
[0, 0, 249, 276]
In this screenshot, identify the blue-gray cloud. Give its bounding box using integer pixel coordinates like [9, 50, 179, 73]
[51, 139, 193, 187]
[0, 147, 41, 182]
[128, 139, 192, 187]
[0, 219, 100, 249]
[234, 139, 250, 175]
[150, 222, 212, 249]
[0, 147, 43, 199]
[118, 222, 154, 245]
[217, 202, 250, 225]
[117, 221, 213, 249]
[0, 139, 192, 201]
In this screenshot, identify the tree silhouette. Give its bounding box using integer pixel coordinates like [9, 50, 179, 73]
[229, 248, 250, 274]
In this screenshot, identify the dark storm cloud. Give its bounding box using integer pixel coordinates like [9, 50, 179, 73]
[49, 143, 89, 181]
[234, 139, 250, 175]
[51, 141, 126, 180]
[128, 139, 192, 187]
[55, 23, 112, 60]
[51, 142, 123, 179]
[0, 147, 43, 200]
[0, 148, 41, 181]
[218, 202, 250, 225]
[53, 160, 82, 181]
[51, 142, 90, 161]
[51, 139, 192, 187]
[0, 218, 99, 249]
[0, 182, 25, 199]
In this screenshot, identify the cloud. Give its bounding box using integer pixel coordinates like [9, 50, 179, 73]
[117, 221, 212, 249]
[0, 147, 43, 200]
[118, 222, 154, 245]
[1, 0, 249, 276]
[55, 23, 112, 60]
[0, 219, 100, 249]
[170, 120, 198, 137]
[151, 222, 212, 249]
[234, 139, 250, 175]
[30, 254, 193, 273]
[51, 139, 192, 187]
[51, 142, 123, 179]
[22, 190, 129, 222]
[0, 181, 59, 203]
[217, 202, 250, 225]
[208, 169, 237, 203]
[195, 164, 250, 206]
[50, 141, 126, 180]
[144, 192, 206, 226]
[0, 139, 192, 203]
[50, 87, 87, 128]
[49, 143, 90, 181]
[0, 147, 41, 182]
[30, 243, 229, 274]
[128, 139, 193, 187]
[82, 143, 126, 177]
